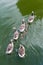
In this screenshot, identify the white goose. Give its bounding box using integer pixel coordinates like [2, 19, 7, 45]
[28, 11, 35, 23]
[18, 44, 25, 58]
[19, 19, 25, 32]
[6, 39, 14, 54]
[13, 30, 19, 40]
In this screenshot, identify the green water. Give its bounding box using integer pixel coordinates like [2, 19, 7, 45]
[0, 0, 43, 65]
[17, 0, 43, 18]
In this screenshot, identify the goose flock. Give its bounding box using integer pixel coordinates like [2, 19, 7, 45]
[6, 11, 35, 58]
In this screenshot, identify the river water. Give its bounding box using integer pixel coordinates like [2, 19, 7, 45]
[0, 0, 43, 65]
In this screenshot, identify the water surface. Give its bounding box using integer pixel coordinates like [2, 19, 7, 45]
[0, 0, 43, 65]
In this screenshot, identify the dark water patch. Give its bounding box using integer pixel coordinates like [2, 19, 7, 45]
[17, 0, 43, 18]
